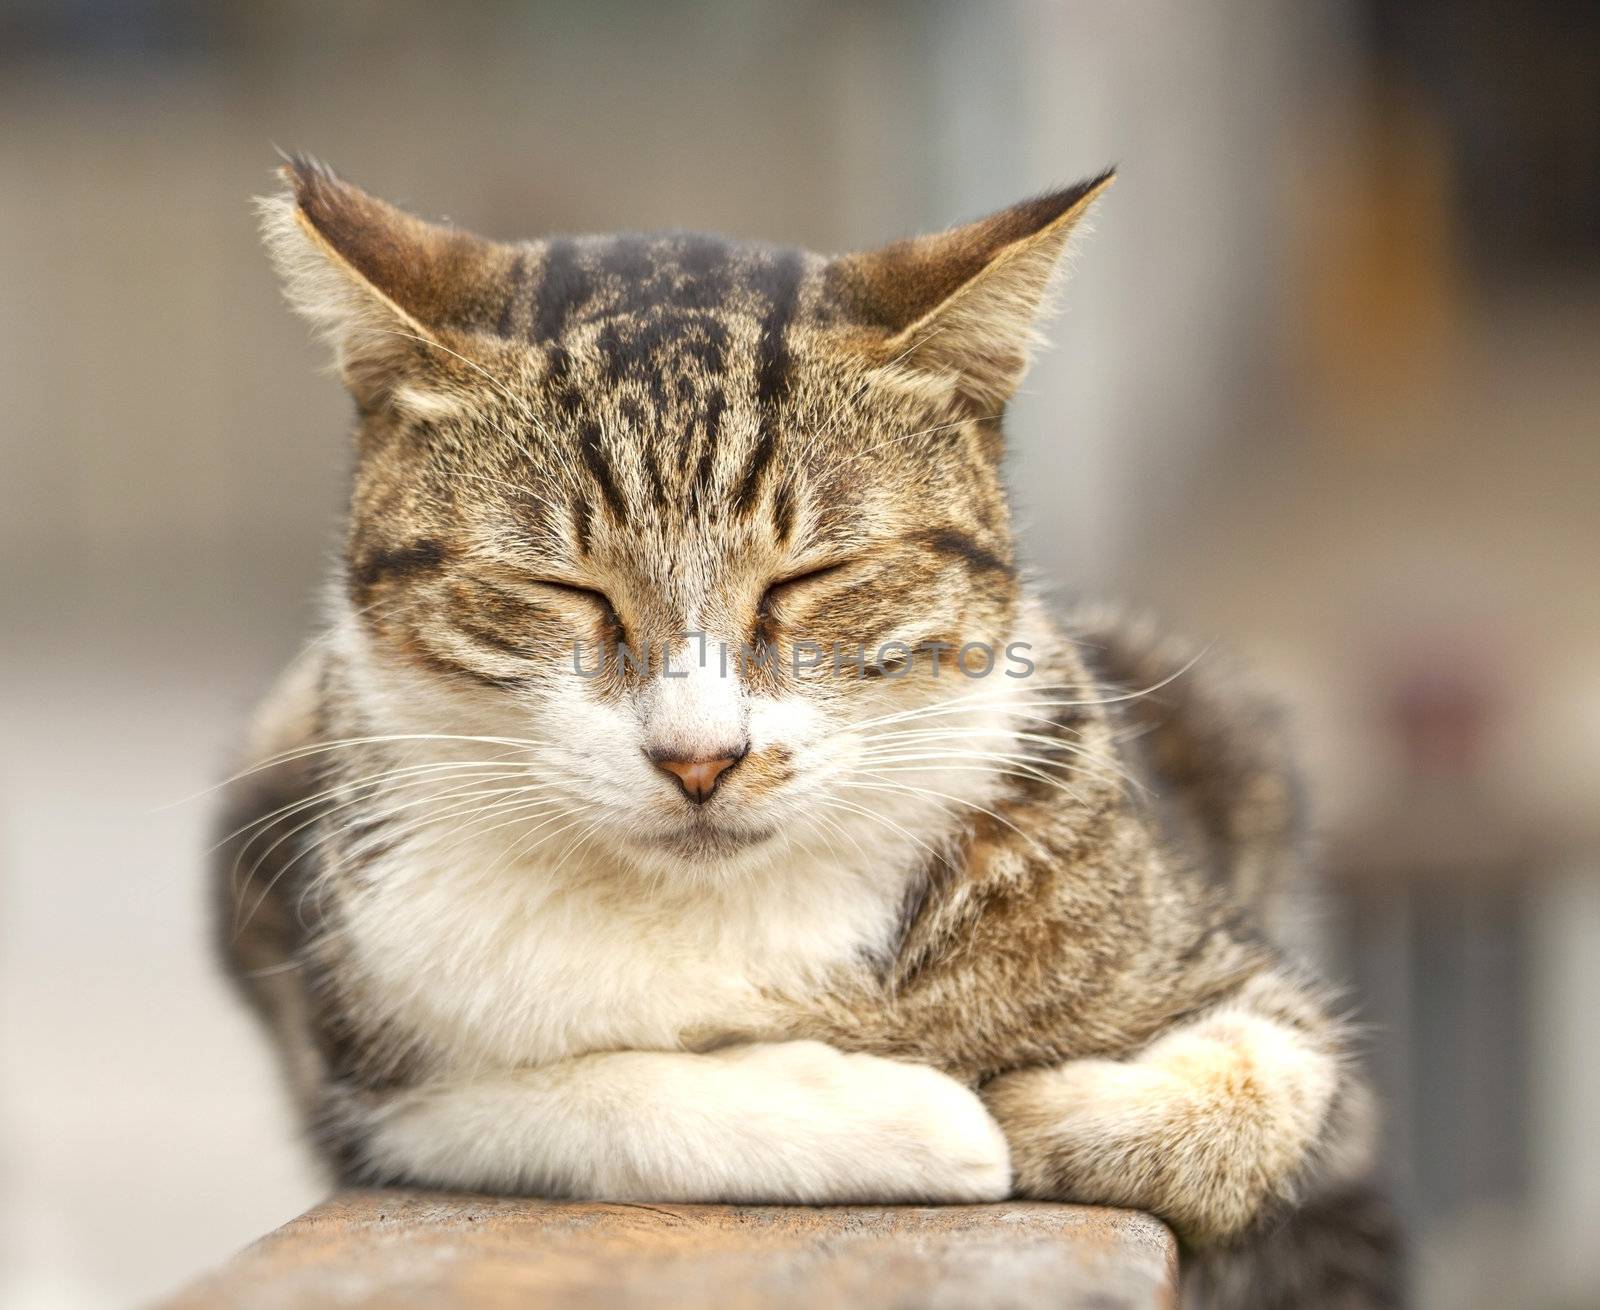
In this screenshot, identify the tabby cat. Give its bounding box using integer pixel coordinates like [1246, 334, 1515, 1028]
[216, 158, 1401, 1307]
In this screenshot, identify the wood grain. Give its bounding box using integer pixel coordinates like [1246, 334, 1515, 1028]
[164, 1191, 1178, 1309]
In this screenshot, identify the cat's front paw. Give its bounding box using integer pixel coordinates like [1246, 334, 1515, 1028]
[715, 1041, 1012, 1203]
[866, 1054, 1015, 1203]
[981, 1012, 1343, 1243]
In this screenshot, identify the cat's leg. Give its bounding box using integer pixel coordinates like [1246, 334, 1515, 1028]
[338, 1040, 1012, 1204]
[981, 970, 1377, 1246]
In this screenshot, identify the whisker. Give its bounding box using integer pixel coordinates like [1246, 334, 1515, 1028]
[838, 776, 1055, 861]
[228, 762, 544, 887]
[848, 754, 1094, 804]
[442, 792, 589, 854]
[254, 786, 575, 937]
[214, 755, 538, 854]
[487, 805, 601, 881]
[177, 731, 555, 807]
[805, 805, 877, 870]
[234, 775, 567, 932]
[861, 724, 1128, 772]
[855, 738, 1135, 794]
[835, 653, 1207, 739]
[815, 794, 943, 866]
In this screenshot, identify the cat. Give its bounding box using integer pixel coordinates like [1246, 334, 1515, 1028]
[215, 157, 1402, 1307]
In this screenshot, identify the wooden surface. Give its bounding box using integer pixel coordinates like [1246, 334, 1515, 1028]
[165, 1191, 1179, 1309]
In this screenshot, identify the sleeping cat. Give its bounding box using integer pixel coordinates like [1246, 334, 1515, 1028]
[216, 158, 1401, 1307]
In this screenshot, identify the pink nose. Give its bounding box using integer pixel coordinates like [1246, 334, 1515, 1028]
[652, 752, 743, 803]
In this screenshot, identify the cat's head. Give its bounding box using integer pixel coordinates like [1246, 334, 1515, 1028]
[261, 157, 1110, 877]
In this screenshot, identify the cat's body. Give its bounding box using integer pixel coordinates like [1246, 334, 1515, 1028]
[217, 160, 1401, 1306]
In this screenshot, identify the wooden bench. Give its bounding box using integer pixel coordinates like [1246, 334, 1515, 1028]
[164, 1191, 1178, 1308]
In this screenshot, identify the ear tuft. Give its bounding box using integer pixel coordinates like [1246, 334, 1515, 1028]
[831, 168, 1115, 409]
[257, 156, 516, 407]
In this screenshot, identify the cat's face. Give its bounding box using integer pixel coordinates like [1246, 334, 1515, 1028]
[266, 160, 1109, 875]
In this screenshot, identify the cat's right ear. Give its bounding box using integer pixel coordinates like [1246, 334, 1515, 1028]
[828, 171, 1114, 412]
[258, 156, 518, 412]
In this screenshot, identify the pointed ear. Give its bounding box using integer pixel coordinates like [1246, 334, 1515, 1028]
[257, 156, 519, 409]
[830, 169, 1114, 410]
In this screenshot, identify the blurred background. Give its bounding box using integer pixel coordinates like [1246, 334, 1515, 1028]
[1, 1, 1596, 1305]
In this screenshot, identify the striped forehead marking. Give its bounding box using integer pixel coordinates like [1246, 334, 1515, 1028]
[503, 235, 812, 529]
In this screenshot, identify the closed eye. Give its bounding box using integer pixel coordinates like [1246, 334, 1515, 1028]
[532, 578, 623, 629]
[759, 561, 851, 617]
[470, 565, 622, 630]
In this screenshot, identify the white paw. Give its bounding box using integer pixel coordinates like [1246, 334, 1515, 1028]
[712, 1041, 1013, 1203]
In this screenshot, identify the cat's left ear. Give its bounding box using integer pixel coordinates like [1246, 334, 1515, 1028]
[829, 169, 1114, 410]
[258, 156, 519, 411]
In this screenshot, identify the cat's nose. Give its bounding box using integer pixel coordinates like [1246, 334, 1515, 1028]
[649, 747, 747, 803]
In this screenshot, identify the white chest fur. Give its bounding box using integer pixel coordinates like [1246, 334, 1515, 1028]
[338, 826, 915, 1073]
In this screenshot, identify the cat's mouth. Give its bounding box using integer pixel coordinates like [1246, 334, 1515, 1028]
[634, 813, 779, 859]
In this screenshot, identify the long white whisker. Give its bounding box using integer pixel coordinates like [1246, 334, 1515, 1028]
[234, 775, 567, 932]
[849, 755, 1094, 804]
[272, 781, 577, 934]
[215, 755, 540, 854]
[858, 725, 1135, 785]
[182, 731, 555, 805]
[815, 795, 943, 866]
[839, 776, 1054, 861]
[835, 653, 1207, 739]
[854, 741, 1131, 794]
